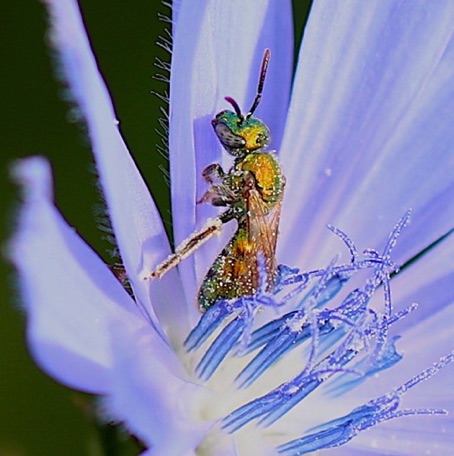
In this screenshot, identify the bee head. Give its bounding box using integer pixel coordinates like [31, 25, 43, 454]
[212, 107, 270, 157]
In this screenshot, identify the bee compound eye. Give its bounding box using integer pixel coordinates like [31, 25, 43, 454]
[215, 122, 246, 147]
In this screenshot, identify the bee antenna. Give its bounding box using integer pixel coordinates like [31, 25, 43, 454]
[246, 49, 271, 119]
[225, 96, 244, 123]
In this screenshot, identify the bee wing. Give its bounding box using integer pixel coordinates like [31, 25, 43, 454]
[245, 185, 282, 285]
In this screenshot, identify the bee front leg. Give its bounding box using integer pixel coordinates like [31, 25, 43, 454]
[197, 164, 229, 204]
[197, 184, 238, 207]
[201, 163, 226, 184]
[199, 191, 239, 207]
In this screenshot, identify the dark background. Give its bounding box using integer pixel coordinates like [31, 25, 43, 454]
[0, 1, 311, 454]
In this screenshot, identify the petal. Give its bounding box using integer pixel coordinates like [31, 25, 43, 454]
[43, 0, 189, 338]
[9, 157, 148, 393]
[107, 323, 210, 455]
[280, 0, 454, 268]
[389, 232, 454, 333]
[352, 421, 454, 455]
[169, 0, 293, 303]
[333, 449, 380, 456]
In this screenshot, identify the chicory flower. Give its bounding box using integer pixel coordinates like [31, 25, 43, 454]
[10, 0, 454, 455]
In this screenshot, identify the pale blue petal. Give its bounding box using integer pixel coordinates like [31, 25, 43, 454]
[140, 451, 197, 456]
[107, 323, 210, 455]
[389, 233, 454, 332]
[351, 409, 454, 454]
[280, 0, 454, 269]
[333, 449, 381, 456]
[44, 0, 189, 340]
[169, 0, 293, 305]
[9, 157, 148, 393]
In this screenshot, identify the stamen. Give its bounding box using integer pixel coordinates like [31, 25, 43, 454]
[196, 316, 247, 381]
[326, 335, 403, 397]
[258, 327, 366, 428]
[184, 300, 233, 352]
[194, 297, 263, 381]
[224, 325, 365, 432]
[327, 224, 358, 262]
[235, 317, 312, 388]
[277, 408, 447, 455]
[184, 214, 451, 451]
[235, 259, 343, 388]
[397, 351, 454, 394]
[383, 209, 412, 258]
[233, 244, 400, 390]
[277, 352, 453, 455]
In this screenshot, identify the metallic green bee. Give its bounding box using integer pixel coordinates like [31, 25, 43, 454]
[150, 49, 285, 312]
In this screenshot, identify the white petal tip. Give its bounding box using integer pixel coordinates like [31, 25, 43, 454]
[11, 156, 53, 201]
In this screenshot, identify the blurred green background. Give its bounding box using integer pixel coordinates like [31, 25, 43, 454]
[1, 2, 171, 454]
[0, 1, 311, 454]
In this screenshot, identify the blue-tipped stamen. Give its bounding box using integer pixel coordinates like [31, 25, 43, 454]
[235, 320, 312, 388]
[326, 335, 403, 397]
[196, 315, 246, 381]
[275, 264, 309, 291]
[235, 279, 373, 388]
[277, 352, 453, 455]
[223, 323, 367, 432]
[235, 259, 341, 387]
[277, 408, 447, 455]
[184, 300, 234, 351]
[242, 260, 378, 358]
[256, 326, 367, 428]
[184, 214, 452, 452]
[327, 223, 359, 262]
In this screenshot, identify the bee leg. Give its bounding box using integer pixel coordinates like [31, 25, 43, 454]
[211, 195, 240, 207]
[201, 163, 226, 184]
[197, 183, 237, 206]
[197, 184, 225, 204]
[147, 216, 225, 279]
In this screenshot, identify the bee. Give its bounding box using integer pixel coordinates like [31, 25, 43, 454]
[150, 49, 285, 312]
